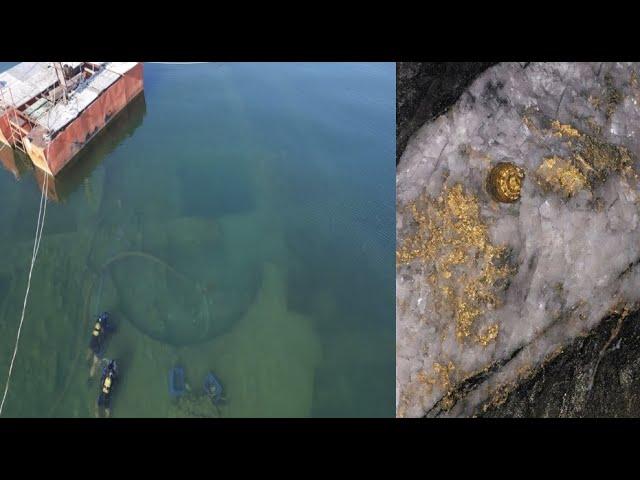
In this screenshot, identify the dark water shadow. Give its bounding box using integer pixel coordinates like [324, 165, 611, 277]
[179, 159, 256, 218]
[0, 145, 33, 180]
[285, 226, 393, 330]
[0, 272, 9, 312]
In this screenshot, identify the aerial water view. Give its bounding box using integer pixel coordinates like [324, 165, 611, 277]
[0, 62, 395, 417]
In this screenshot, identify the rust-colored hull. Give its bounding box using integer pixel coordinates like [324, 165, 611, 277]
[24, 63, 144, 176]
[0, 144, 19, 177]
[0, 111, 12, 147]
[30, 93, 147, 202]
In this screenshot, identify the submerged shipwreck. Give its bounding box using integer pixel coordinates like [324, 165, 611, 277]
[0, 62, 143, 176]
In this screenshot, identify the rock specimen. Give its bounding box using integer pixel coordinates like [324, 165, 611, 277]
[396, 62, 640, 417]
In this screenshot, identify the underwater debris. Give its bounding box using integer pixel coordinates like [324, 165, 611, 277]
[170, 392, 223, 418]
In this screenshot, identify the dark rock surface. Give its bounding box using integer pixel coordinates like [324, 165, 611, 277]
[396, 62, 495, 164]
[477, 309, 640, 417]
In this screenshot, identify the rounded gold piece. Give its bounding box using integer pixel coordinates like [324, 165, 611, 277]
[486, 162, 525, 203]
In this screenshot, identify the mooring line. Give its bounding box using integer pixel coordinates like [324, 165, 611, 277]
[0, 173, 49, 415]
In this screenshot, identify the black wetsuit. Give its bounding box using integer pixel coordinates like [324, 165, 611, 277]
[98, 361, 118, 409]
[89, 314, 111, 356]
[89, 333, 103, 356]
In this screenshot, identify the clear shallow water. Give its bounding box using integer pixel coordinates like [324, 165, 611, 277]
[0, 62, 395, 417]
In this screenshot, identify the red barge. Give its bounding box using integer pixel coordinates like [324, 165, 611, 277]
[0, 62, 143, 176]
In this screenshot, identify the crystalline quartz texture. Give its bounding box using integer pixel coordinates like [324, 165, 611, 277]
[397, 62, 640, 417]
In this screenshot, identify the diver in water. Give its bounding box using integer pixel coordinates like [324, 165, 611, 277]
[96, 359, 118, 418]
[204, 372, 226, 405]
[203, 372, 226, 417]
[87, 312, 114, 378]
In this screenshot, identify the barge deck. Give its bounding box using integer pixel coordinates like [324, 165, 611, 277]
[0, 62, 143, 176]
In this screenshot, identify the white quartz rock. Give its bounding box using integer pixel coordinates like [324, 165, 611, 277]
[397, 62, 640, 417]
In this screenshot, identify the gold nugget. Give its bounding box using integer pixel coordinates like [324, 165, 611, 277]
[486, 162, 525, 203]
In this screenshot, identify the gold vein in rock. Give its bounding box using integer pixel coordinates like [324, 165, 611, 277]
[476, 324, 499, 346]
[397, 184, 512, 342]
[534, 119, 636, 197]
[537, 156, 587, 197]
[551, 120, 581, 138]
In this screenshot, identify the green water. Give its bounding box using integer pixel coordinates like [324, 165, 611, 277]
[0, 62, 395, 417]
